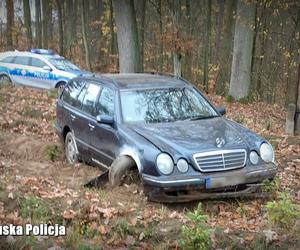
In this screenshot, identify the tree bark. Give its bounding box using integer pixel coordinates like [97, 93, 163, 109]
[158, 0, 164, 72]
[229, 0, 255, 99]
[216, 0, 236, 95]
[214, 0, 224, 64]
[54, 0, 64, 55]
[41, 0, 51, 48]
[203, 0, 211, 93]
[113, 0, 141, 73]
[173, 0, 182, 77]
[81, 0, 92, 71]
[23, 0, 32, 49]
[35, 0, 42, 48]
[136, 0, 146, 72]
[295, 56, 300, 133]
[6, 0, 14, 50]
[109, 0, 115, 56]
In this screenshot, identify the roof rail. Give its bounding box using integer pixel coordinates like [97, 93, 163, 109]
[93, 73, 119, 87]
[144, 71, 192, 85]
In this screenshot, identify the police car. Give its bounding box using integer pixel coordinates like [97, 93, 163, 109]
[0, 49, 89, 89]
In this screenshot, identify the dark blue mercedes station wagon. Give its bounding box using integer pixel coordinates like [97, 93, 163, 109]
[55, 73, 277, 202]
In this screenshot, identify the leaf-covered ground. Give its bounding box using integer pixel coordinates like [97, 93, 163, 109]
[0, 85, 299, 249]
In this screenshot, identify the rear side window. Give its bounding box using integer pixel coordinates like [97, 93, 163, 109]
[62, 80, 84, 106]
[96, 87, 115, 116]
[14, 56, 31, 66]
[31, 58, 47, 68]
[1, 56, 15, 63]
[81, 83, 101, 115]
[73, 84, 88, 109]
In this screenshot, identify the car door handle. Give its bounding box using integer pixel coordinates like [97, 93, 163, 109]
[88, 123, 95, 130]
[70, 114, 76, 121]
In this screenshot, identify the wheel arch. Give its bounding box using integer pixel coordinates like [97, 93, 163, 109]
[55, 80, 67, 89]
[118, 148, 142, 173]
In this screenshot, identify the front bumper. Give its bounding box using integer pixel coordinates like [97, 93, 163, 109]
[142, 163, 277, 202]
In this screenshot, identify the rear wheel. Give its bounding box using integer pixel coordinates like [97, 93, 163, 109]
[55, 82, 66, 94]
[65, 132, 78, 165]
[0, 75, 12, 86]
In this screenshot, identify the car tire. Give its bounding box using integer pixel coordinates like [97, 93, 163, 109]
[109, 156, 136, 187]
[65, 132, 78, 165]
[0, 74, 12, 86]
[55, 82, 66, 93]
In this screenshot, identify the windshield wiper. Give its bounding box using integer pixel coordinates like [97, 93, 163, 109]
[189, 115, 219, 121]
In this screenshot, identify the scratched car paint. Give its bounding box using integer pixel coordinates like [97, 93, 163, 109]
[55, 73, 277, 202]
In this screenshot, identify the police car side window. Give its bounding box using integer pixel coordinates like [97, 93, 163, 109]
[62, 80, 84, 106]
[1, 56, 15, 63]
[31, 58, 47, 68]
[14, 56, 31, 66]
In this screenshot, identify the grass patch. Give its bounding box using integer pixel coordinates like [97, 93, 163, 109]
[48, 89, 58, 99]
[265, 192, 300, 230]
[262, 178, 281, 193]
[180, 203, 212, 250]
[45, 145, 61, 162]
[114, 218, 135, 238]
[226, 95, 234, 103]
[234, 114, 245, 124]
[21, 107, 43, 119]
[20, 196, 52, 223]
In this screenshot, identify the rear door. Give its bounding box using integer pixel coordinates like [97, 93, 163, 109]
[74, 82, 102, 160]
[8, 56, 31, 86]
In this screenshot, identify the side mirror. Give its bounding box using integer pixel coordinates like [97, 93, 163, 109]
[216, 107, 226, 116]
[42, 65, 52, 71]
[96, 114, 114, 125]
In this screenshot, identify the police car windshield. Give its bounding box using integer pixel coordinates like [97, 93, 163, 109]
[48, 58, 80, 71]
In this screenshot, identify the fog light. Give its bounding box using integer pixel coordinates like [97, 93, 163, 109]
[177, 158, 189, 173]
[250, 151, 259, 165]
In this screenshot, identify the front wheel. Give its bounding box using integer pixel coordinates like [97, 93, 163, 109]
[65, 132, 78, 165]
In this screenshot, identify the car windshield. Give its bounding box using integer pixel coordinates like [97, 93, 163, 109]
[48, 58, 80, 71]
[120, 87, 218, 123]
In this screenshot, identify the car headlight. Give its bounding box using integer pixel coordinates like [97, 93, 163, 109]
[260, 143, 274, 163]
[156, 153, 174, 175]
[249, 151, 259, 165]
[177, 158, 189, 173]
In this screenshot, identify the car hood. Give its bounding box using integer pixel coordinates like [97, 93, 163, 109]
[130, 117, 262, 158]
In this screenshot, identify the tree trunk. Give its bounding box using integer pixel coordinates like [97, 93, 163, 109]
[173, 0, 182, 77]
[295, 56, 300, 133]
[6, 0, 14, 50]
[41, 0, 51, 48]
[113, 0, 141, 73]
[54, 0, 64, 55]
[229, 0, 255, 99]
[23, 0, 32, 49]
[136, 0, 146, 72]
[183, 0, 192, 80]
[81, 0, 91, 71]
[216, 0, 236, 95]
[35, 0, 42, 48]
[109, 0, 115, 56]
[203, 0, 211, 93]
[158, 0, 164, 72]
[214, 0, 224, 64]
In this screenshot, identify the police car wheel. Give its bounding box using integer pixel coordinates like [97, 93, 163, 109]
[0, 75, 12, 86]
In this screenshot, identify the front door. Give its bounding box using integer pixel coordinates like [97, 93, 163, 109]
[89, 86, 118, 167]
